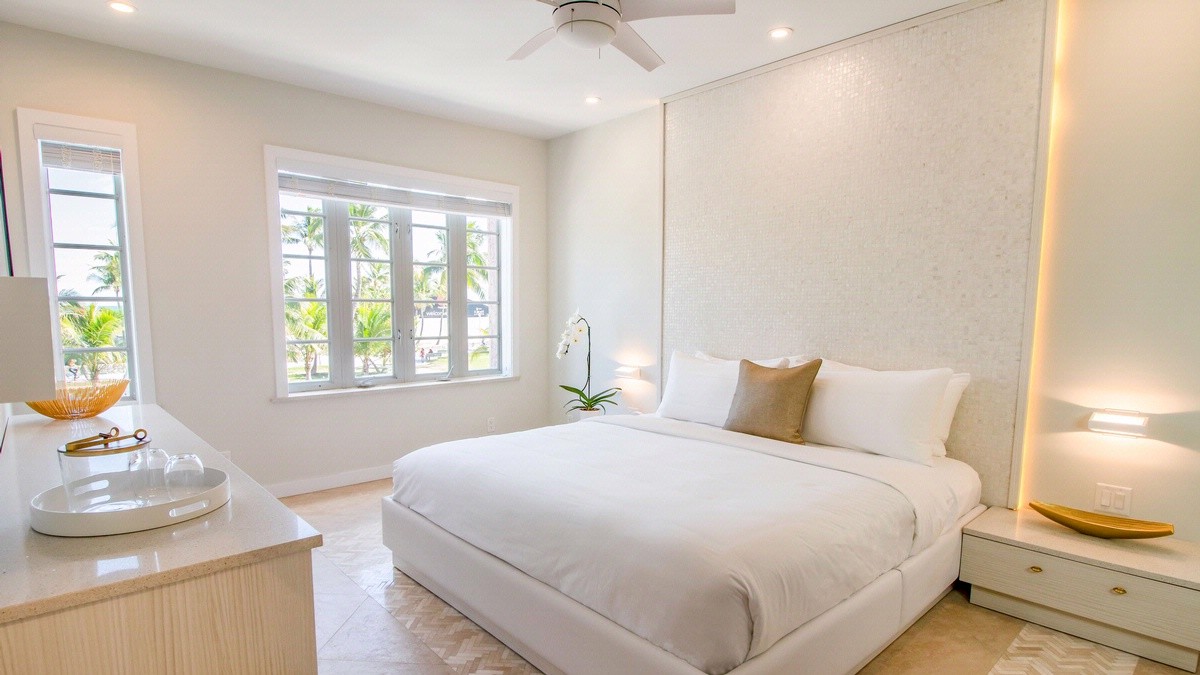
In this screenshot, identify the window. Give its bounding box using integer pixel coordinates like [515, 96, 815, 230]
[16, 109, 154, 401]
[266, 148, 516, 395]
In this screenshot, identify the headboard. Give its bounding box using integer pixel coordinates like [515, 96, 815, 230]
[661, 0, 1049, 506]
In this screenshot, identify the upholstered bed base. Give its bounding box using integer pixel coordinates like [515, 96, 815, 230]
[382, 498, 985, 675]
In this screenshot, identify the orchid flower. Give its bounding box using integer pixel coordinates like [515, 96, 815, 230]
[554, 310, 621, 414]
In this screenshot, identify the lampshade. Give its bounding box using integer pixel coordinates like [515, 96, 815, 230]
[0, 277, 57, 402]
[553, 2, 619, 49]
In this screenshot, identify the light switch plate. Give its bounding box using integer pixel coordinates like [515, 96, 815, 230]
[1095, 483, 1132, 516]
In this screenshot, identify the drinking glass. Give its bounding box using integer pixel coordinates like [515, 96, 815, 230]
[164, 453, 206, 500]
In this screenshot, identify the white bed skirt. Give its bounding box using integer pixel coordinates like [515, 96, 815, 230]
[382, 497, 985, 675]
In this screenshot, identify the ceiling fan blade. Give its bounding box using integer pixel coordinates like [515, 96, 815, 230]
[509, 28, 557, 61]
[621, 0, 735, 22]
[611, 23, 664, 72]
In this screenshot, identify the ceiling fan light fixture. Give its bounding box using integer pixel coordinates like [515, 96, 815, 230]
[554, 2, 621, 49]
[512, 0, 730, 72]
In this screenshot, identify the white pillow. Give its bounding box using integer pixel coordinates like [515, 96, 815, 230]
[695, 351, 793, 367]
[790, 357, 970, 455]
[936, 373, 971, 444]
[802, 367, 953, 465]
[657, 351, 787, 427]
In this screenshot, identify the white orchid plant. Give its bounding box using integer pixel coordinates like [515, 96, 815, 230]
[555, 310, 621, 413]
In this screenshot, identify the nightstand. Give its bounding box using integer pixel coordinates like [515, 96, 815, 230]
[960, 506, 1200, 672]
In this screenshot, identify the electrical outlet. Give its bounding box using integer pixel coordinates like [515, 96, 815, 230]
[486, 417, 497, 433]
[1095, 483, 1132, 516]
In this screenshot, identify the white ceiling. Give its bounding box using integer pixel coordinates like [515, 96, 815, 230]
[0, 0, 965, 139]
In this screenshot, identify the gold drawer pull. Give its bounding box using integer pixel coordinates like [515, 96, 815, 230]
[1028, 566, 1043, 573]
[1112, 587, 1127, 595]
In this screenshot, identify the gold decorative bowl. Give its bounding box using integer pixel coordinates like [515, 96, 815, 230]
[1029, 501, 1174, 539]
[26, 380, 129, 420]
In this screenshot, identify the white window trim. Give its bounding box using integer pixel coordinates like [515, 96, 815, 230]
[264, 146, 519, 398]
[15, 108, 156, 403]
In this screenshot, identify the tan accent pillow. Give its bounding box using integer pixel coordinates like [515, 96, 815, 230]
[723, 358, 822, 444]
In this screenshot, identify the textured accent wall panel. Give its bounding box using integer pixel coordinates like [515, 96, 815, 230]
[663, 0, 1046, 505]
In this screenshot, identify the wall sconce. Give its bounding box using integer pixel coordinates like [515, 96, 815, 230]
[1087, 409, 1149, 437]
[615, 365, 641, 380]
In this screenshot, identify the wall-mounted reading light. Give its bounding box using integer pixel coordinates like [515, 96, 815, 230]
[1087, 409, 1149, 437]
[615, 365, 641, 379]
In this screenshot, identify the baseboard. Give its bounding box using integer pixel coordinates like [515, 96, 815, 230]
[265, 463, 393, 498]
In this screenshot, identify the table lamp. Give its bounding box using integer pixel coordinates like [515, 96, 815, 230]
[0, 277, 57, 404]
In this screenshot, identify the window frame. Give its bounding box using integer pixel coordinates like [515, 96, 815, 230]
[264, 146, 518, 398]
[15, 109, 156, 403]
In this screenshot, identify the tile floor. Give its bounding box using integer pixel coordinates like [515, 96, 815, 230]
[282, 480, 1188, 675]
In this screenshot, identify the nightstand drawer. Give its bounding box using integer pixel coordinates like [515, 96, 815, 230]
[962, 535, 1200, 649]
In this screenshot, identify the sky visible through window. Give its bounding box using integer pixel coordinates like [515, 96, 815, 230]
[45, 163, 132, 387]
[280, 194, 503, 386]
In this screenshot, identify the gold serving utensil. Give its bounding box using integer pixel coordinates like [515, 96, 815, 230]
[60, 428, 151, 457]
[63, 427, 122, 452]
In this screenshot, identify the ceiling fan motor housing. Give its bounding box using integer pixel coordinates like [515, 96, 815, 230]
[553, 1, 622, 49]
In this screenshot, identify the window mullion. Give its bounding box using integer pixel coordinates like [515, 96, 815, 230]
[326, 200, 354, 388]
[37, 168, 66, 381]
[268, 146, 517, 394]
[448, 214, 468, 378]
[112, 174, 138, 400]
[494, 217, 504, 374]
[394, 208, 415, 382]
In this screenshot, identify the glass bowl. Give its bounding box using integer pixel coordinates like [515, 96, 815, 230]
[27, 379, 129, 420]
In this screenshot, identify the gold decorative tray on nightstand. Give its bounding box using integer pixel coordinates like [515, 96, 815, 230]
[1029, 501, 1174, 539]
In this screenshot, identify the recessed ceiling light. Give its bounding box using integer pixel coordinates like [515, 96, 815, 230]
[108, 1, 137, 13]
[769, 27, 793, 40]
[584, 96, 602, 105]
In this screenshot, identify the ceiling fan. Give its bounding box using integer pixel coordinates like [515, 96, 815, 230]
[510, 0, 736, 72]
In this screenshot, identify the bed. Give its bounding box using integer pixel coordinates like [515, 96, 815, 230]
[383, 393, 983, 675]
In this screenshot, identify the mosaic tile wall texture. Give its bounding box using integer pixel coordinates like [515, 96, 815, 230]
[663, 0, 1047, 506]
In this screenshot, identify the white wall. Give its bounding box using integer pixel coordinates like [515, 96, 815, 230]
[1021, 0, 1200, 539]
[547, 107, 663, 419]
[0, 23, 550, 493]
[660, 0, 1047, 507]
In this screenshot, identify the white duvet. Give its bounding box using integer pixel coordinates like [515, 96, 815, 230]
[391, 415, 979, 675]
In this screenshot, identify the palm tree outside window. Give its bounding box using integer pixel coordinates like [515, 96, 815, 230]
[272, 160, 512, 394]
[40, 141, 139, 396]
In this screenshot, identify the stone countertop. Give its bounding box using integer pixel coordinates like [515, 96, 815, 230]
[0, 404, 322, 623]
[965, 506, 1200, 591]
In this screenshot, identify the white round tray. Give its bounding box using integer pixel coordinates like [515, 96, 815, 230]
[30, 468, 231, 537]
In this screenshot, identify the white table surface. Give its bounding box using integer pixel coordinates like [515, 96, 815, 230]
[0, 404, 321, 623]
[965, 506, 1200, 591]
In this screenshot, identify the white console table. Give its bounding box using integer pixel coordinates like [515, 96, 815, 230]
[0, 404, 322, 674]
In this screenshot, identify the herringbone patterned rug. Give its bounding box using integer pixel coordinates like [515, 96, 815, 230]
[989, 624, 1138, 675]
[288, 484, 540, 674]
[374, 574, 538, 675]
